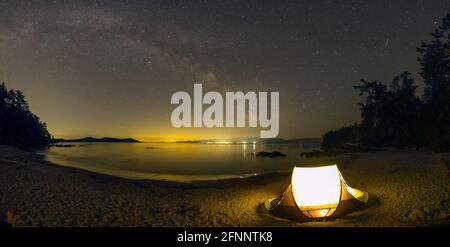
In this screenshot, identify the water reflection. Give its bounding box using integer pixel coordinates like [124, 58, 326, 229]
[43, 142, 315, 182]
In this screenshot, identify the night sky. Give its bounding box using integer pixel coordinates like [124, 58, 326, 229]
[0, 0, 449, 141]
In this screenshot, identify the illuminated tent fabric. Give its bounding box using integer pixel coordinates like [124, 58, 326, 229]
[265, 165, 368, 221]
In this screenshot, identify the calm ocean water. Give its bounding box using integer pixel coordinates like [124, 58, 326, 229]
[43, 142, 317, 182]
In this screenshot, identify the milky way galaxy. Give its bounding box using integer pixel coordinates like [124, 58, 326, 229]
[0, 0, 449, 141]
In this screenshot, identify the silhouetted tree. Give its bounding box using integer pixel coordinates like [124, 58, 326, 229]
[0, 82, 51, 146]
[0, 83, 7, 135]
[387, 72, 424, 146]
[321, 124, 359, 150]
[322, 11, 450, 150]
[324, 72, 423, 148]
[417, 12, 450, 148]
[353, 72, 422, 147]
[353, 79, 387, 146]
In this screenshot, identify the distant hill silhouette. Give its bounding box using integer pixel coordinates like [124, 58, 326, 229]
[53, 137, 141, 143]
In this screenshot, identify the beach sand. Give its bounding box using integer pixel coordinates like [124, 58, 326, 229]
[0, 144, 449, 226]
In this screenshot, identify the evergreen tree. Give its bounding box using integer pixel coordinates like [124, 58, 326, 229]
[353, 79, 387, 146]
[417, 13, 450, 148]
[352, 72, 422, 147]
[0, 82, 51, 146]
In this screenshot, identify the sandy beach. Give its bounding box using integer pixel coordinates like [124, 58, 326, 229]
[0, 144, 449, 227]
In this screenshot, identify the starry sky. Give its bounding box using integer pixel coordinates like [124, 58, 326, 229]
[0, 0, 449, 141]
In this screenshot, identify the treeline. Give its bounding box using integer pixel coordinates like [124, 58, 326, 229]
[0, 83, 51, 146]
[323, 12, 450, 150]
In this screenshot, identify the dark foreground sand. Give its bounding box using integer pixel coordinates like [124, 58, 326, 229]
[0, 144, 449, 226]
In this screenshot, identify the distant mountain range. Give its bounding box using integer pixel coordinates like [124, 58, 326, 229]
[52, 137, 141, 143]
[51, 136, 321, 145]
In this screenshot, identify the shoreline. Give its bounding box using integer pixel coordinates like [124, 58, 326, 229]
[40, 141, 303, 184]
[21, 145, 294, 188]
[1, 144, 449, 226]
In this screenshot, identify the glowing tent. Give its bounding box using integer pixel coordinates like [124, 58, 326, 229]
[265, 165, 368, 221]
